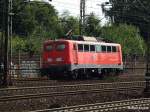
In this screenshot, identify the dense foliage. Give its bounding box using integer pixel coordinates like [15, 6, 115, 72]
[60, 11, 80, 36]
[102, 0, 150, 41]
[0, 0, 147, 55]
[13, 0, 63, 38]
[84, 13, 101, 37]
[101, 24, 146, 55]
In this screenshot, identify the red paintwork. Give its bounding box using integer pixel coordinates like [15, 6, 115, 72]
[42, 40, 70, 68]
[42, 39, 123, 68]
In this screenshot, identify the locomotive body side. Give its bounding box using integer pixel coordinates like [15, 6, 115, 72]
[69, 41, 123, 71]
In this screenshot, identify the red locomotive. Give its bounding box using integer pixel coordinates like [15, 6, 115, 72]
[41, 37, 123, 79]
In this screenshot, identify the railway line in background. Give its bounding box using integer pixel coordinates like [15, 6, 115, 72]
[0, 81, 146, 112]
[0, 77, 146, 111]
[12, 74, 145, 87]
[29, 98, 150, 112]
[0, 81, 145, 96]
[0, 86, 144, 102]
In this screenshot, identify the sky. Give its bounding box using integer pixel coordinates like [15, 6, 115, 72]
[32, 0, 109, 25]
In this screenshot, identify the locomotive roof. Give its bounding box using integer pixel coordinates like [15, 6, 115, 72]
[44, 39, 121, 46]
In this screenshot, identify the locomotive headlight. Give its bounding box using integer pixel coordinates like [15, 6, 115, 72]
[56, 57, 63, 62]
[47, 58, 52, 62]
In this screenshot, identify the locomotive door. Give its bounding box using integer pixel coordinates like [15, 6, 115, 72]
[73, 43, 78, 64]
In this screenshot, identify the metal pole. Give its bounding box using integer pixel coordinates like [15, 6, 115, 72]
[144, 32, 150, 92]
[0, 0, 5, 86]
[146, 33, 149, 74]
[8, 0, 13, 84]
[80, 0, 86, 35]
[3, 0, 9, 86]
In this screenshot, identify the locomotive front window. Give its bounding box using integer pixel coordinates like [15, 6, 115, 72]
[45, 45, 53, 51]
[56, 44, 66, 51]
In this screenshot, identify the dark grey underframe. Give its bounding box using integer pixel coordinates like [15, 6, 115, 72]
[44, 64, 123, 72]
[70, 64, 123, 71]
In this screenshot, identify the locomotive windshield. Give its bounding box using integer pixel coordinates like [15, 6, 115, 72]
[44, 42, 66, 51]
[45, 44, 53, 51]
[56, 44, 66, 51]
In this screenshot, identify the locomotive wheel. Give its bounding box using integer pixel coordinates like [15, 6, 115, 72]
[85, 73, 91, 79]
[99, 73, 104, 79]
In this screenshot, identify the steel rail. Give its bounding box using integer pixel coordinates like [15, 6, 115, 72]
[12, 75, 144, 82]
[30, 98, 150, 112]
[0, 81, 145, 96]
[12, 76, 145, 87]
[0, 86, 143, 102]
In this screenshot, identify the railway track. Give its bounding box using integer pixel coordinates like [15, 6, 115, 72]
[12, 75, 144, 87]
[0, 86, 144, 102]
[0, 82, 145, 112]
[29, 98, 150, 112]
[0, 81, 145, 96]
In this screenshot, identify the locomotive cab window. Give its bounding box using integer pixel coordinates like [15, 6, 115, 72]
[73, 44, 77, 50]
[78, 44, 84, 52]
[107, 46, 111, 52]
[45, 45, 53, 51]
[112, 46, 117, 52]
[101, 45, 106, 52]
[56, 44, 66, 51]
[84, 44, 89, 52]
[90, 45, 95, 52]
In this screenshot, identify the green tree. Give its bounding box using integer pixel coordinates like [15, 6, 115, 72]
[11, 0, 64, 54]
[101, 24, 146, 55]
[84, 13, 102, 37]
[60, 11, 80, 35]
[13, 0, 62, 38]
[102, 0, 150, 40]
[11, 36, 26, 53]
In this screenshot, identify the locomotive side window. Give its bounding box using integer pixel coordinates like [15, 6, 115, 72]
[96, 45, 101, 52]
[78, 44, 84, 52]
[45, 45, 53, 51]
[56, 44, 65, 51]
[90, 45, 95, 52]
[73, 44, 77, 50]
[112, 46, 117, 52]
[84, 44, 89, 52]
[107, 46, 111, 52]
[101, 45, 106, 52]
